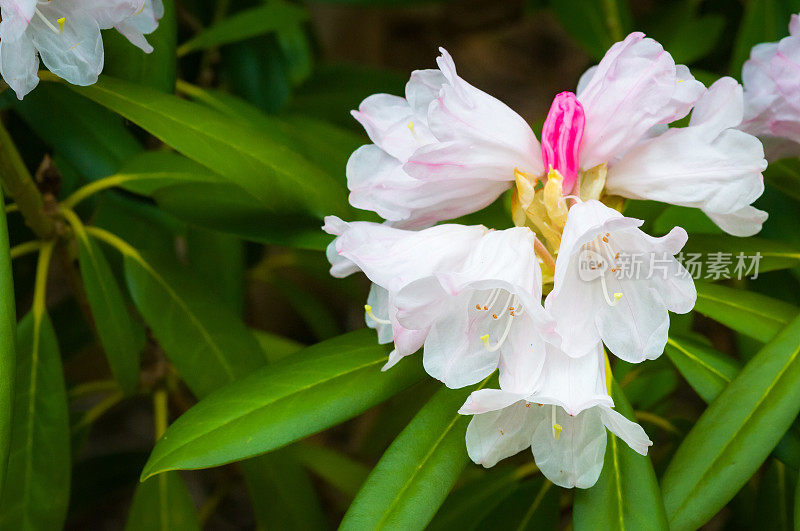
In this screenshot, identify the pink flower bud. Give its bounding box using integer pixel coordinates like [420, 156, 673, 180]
[541, 92, 585, 193]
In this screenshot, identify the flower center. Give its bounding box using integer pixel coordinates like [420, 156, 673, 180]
[472, 288, 523, 352]
[581, 232, 624, 306]
[540, 92, 585, 194]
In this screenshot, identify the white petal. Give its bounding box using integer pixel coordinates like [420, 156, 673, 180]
[578, 32, 704, 168]
[0, 0, 36, 42]
[533, 342, 612, 415]
[31, 8, 103, 86]
[704, 205, 768, 237]
[0, 34, 39, 99]
[531, 406, 607, 489]
[365, 284, 393, 344]
[347, 144, 510, 229]
[465, 400, 543, 468]
[606, 78, 767, 235]
[598, 406, 652, 456]
[405, 68, 446, 118]
[322, 216, 360, 278]
[351, 94, 433, 161]
[459, 388, 530, 415]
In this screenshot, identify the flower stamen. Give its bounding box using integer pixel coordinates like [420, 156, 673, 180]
[364, 304, 391, 325]
[552, 405, 562, 440]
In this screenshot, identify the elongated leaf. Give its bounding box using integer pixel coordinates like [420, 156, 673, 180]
[108, 151, 223, 197]
[288, 443, 369, 498]
[754, 459, 795, 531]
[549, 0, 632, 59]
[103, 0, 177, 92]
[141, 330, 425, 479]
[665, 335, 741, 403]
[0, 189, 14, 501]
[476, 477, 558, 530]
[252, 329, 303, 363]
[574, 381, 668, 530]
[0, 313, 70, 530]
[10, 82, 142, 181]
[123, 252, 264, 399]
[241, 453, 327, 530]
[662, 313, 800, 530]
[682, 234, 800, 273]
[177, 3, 308, 57]
[694, 281, 799, 343]
[766, 158, 800, 203]
[124, 473, 199, 531]
[78, 233, 145, 394]
[427, 466, 525, 531]
[47, 75, 348, 220]
[340, 380, 490, 530]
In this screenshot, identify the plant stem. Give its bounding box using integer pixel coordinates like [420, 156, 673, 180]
[9, 240, 41, 260]
[61, 175, 135, 210]
[0, 120, 54, 239]
[153, 388, 168, 441]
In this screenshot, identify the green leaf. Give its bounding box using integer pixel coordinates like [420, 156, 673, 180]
[682, 234, 800, 273]
[0, 312, 70, 530]
[765, 158, 800, 203]
[664, 14, 725, 64]
[241, 453, 327, 530]
[574, 380, 668, 531]
[123, 251, 265, 399]
[252, 329, 304, 363]
[754, 459, 796, 531]
[664, 335, 741, 403]
[10, 82, 142, 181]
[730, 0, 800, 76]
[140, 330, 425, 479]
[124, 473, 199, 531]
[476, 477, 558, 530]
[694, 281, 799, 343]
[654, 206, 721, 235]
[662, 313, 800, 530]
[103, 0, 177, 92]
[427, 466, 527, 531]
[49, 75, 349, 220]
[77, 231, 145, 395]
[287, 443, 370, 498]
[106, 151, 223, 197]
[0, 189, 14, 502]
[549, 0, 632, 60]
[795, 471, 800, 530]
[177, 3, 309, 57]
[340, 380, 490, 530]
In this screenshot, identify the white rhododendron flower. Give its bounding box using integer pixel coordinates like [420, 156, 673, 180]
[740, 12, 800, 160]
[392, 227, 555, 389]
[546, 199, 696, 362]
[459, 343, 651, 489]
[323, 216, 488, 372]
[0, 0, 162, 99]
[347, 50, 519, 229]
[324, 217, 555, 389]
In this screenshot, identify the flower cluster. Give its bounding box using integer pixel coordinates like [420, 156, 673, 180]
[325, 34, 768, 488]
[0, 0, 164, 99]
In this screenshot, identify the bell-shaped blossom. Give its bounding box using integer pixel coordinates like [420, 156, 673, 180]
[0, 0, 160, 99]
[739, 13, 800, 160]
[323, 216, 489, 370]
[459, 343, 651, 489]
[111, 0, 164, 53]
[347, 48, 534, 228]
[545, 200, 695, 363]
[603, 77, 768, 237]
[392, 227, 555, 390]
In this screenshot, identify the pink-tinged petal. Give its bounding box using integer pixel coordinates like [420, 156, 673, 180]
[347, 144, 511, 229]
[365, 284, 393, 344]
[0, 0, 36, 42]
[598, 407, 652, 456]
[607, 78, 767, 235]
[578, 32, 704, 168]
[423, 48, 542, 176]
[531, 406, 607, 489]
[322, 216, 361, 278]
[464, 401, 543, 468]
[323, 217, 486, 288]
[541, 92, 585, 192]
[404, 140, 532, 183]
